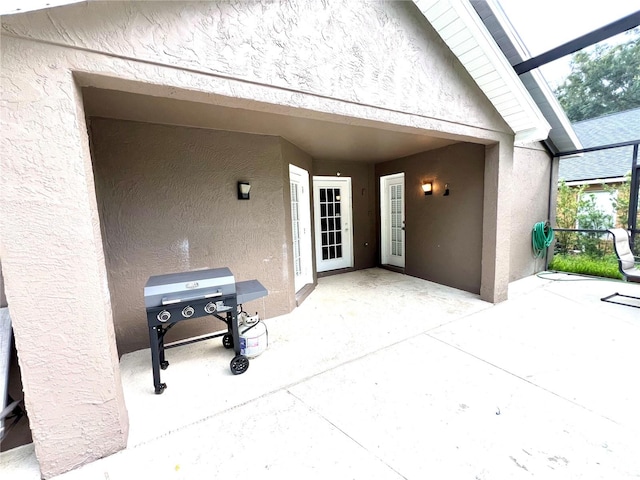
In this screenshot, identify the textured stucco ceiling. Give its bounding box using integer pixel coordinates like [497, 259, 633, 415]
[82, 88, 458, 163]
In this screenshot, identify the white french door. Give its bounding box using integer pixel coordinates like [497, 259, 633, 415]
[313, 177, 353, 272]
[380, 173, 405, 268]
[289, 165, 313, 292]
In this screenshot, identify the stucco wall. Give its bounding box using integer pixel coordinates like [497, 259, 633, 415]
[1, 41, 129, 478]
[510, 144, 552, 280]
[313, 160, 378, 271]
[89, 118, 293, 354]
[0, 1, 509, 137]
[376, 143, 485, 293]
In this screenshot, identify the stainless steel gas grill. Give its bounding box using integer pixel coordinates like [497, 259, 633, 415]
[144, 267, 267, 394]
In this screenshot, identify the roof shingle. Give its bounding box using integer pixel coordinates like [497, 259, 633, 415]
[558, 107, 640, 182]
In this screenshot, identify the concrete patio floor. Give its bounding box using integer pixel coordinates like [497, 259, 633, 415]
[3, 268, 640, 479]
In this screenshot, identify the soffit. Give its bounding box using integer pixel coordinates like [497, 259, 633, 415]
[82, 88, 458, 163]
[413, 0, 551, 145]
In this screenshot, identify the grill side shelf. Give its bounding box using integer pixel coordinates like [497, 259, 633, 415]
[236, 279, 268, 304]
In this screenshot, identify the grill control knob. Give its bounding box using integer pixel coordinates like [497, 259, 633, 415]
[204, 302, 217, 314]
[182, 306, 195, 318]
[157, 310, 171, 322]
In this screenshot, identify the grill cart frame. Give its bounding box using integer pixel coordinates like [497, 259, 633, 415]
[144, 268, 267, 394]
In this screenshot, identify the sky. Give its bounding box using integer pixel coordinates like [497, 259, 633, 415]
[496, 0, 640, 87]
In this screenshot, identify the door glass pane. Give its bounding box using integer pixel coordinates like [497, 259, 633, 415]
[318, 186, 344, 261]
[390, 184, 403, 257]
[290, 182, 302, 276]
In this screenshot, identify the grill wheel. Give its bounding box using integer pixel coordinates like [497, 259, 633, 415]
[230, 355, 249, 375]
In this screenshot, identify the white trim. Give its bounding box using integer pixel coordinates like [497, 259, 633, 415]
[289, 164, 313, 292]
[313, 175, 346, 182]
[565, 178, 627, 187]
[313, 177, 354, 272]
[413, 0, 551, 144]
[380, 173, 405, 268]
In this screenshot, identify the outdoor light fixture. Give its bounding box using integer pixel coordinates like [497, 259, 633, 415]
[443, 183, 450, 196]
[237, 181, 251, 200]
[422, 182, 433, 196]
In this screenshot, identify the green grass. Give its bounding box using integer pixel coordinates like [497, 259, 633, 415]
[548, 254, 623, 280]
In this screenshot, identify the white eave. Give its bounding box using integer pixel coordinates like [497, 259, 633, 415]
[413, 0, 551, 145]
[0, 0, 84, 16]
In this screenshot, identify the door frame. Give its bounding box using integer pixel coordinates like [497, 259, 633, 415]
[312, 176, 354, 272]
[380, 172, 405, 268]
[289, 164, 313, 292]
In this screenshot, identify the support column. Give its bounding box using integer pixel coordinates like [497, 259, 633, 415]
[0, 38, 128, 478]
[480, 140, 514, 303]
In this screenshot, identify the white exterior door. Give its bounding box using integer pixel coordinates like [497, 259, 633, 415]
[289, 165, 313, 292]
[380, 173, 405, 268]
[313, 177, 353, 272]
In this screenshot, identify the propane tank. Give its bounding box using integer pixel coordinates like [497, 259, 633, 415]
[238, 311, 268, 358]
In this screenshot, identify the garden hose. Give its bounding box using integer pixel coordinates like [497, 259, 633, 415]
[532, 221, 554, 258]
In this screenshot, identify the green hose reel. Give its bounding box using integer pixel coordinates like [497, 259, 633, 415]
[532, 221, 554, 258]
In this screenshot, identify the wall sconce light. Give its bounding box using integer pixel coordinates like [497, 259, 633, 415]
[238, 181, 251, 200]
[443, 183, 450, 196]
[422, 181, 433, 196]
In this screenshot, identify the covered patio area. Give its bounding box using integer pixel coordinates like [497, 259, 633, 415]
[4, 268, 640, 479]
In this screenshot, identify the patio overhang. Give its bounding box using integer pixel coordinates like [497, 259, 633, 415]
[413, 0, 551, 145]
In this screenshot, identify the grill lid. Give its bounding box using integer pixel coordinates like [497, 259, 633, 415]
[144, 267, 236, 308]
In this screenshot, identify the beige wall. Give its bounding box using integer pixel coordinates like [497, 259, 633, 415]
[1, 1, 509, 136]
[510, 144, 553, 280]
[481, 141, 514, 303]
[90, 118, 295, 354]
[313, 160, 378, 271]
[377, 143, 485, 293]
[1, 45, 129, 478]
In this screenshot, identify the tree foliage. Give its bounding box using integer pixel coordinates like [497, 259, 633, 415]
[604, 172, 631, 227]
[555, 181, 584, 253]
[556, 181, 583, 230]
[555, 181, 614, 256]
[555, 31, 640, 122]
